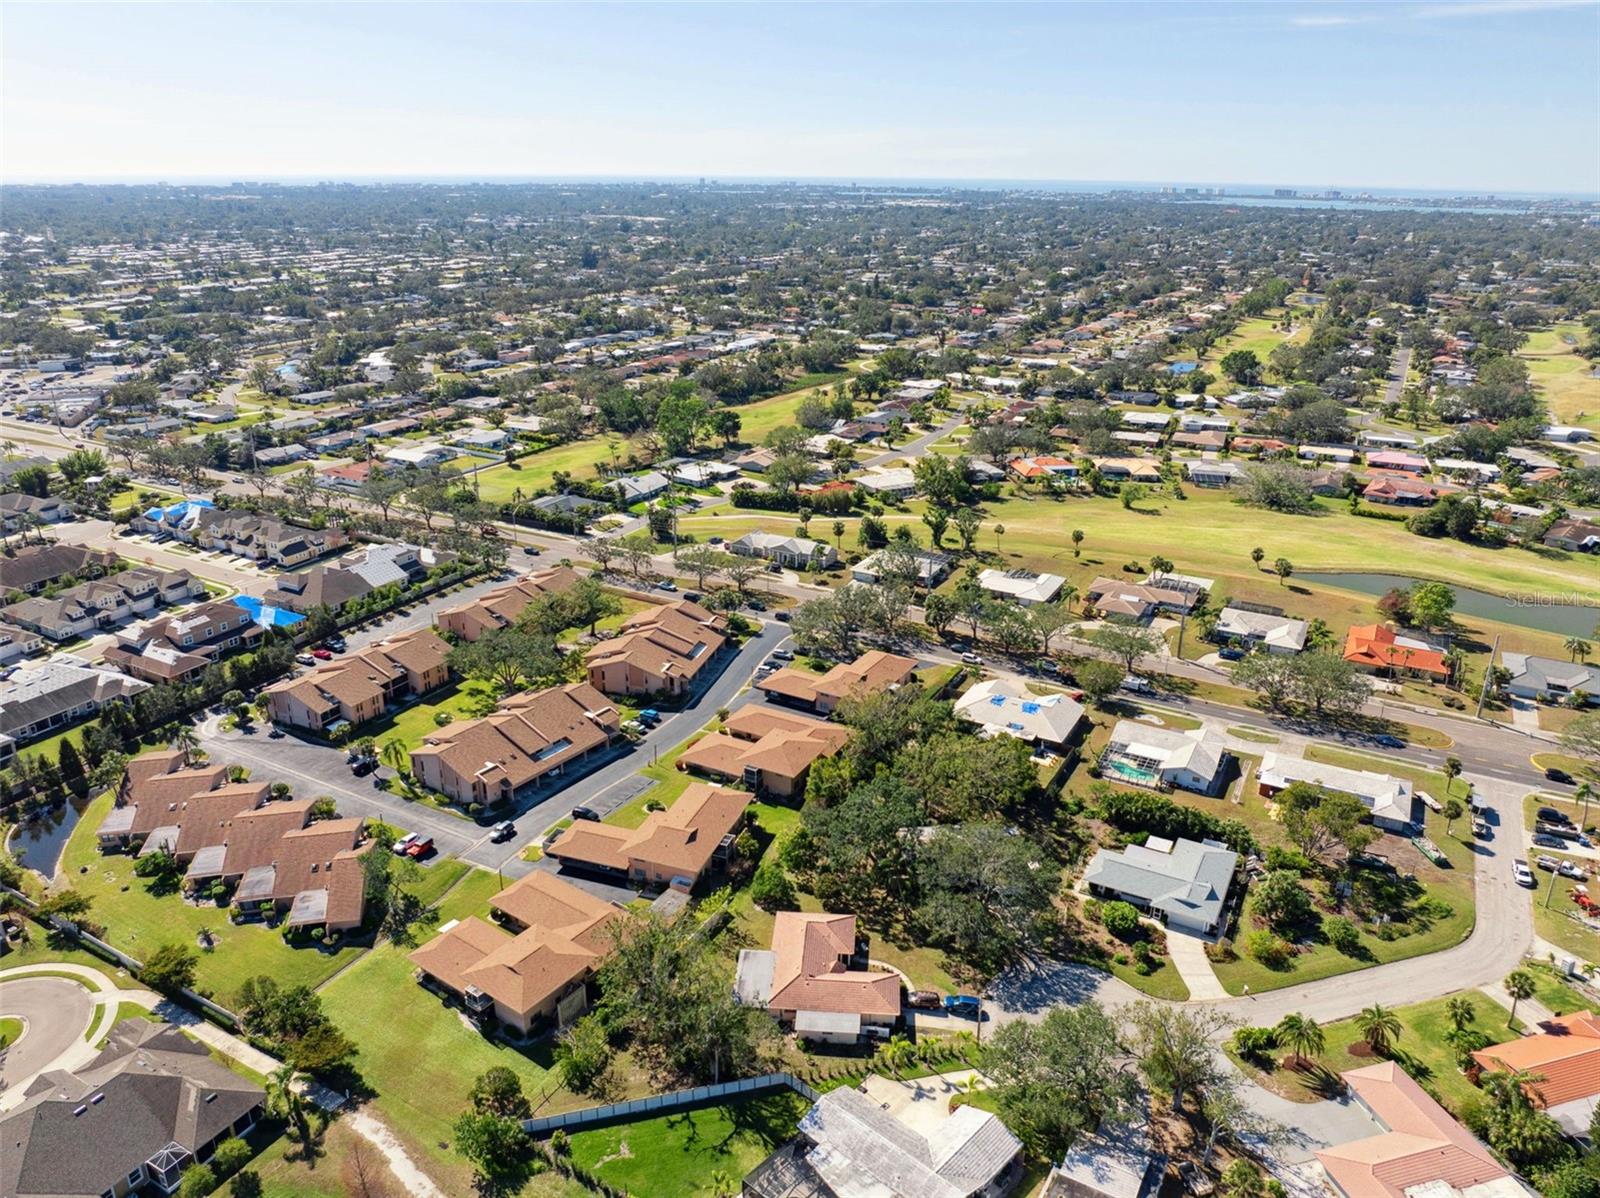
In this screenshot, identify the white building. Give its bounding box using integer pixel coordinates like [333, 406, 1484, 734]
[382, 442, 454, 469]
[1102, 720, 1230, 795]
[854, 467, 918, 498]
[1213, 607, 1308, 654]
[956, 678, 1084, 750]
[977, 567, 1066, 606]
[851, 548, 951, 588]
[1258, 753, 1415, 831]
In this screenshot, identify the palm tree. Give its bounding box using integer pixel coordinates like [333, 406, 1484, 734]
[708, 1170, 736, 1198]
[169, 725, 200, 766]
[1356, 1004, 1402, 1057]
[1565, 637, 1591, 664]
[875, 1034, 915, 1079]
[1576, 783, 1593, 831]
[993, 523, 1005, 556]
[1445, 995, 1476, 1036]
[1072, 529, 1085, 557]
[1442, 797, 1464, 839]
[1274, 1012, 1325, 1070]
[380, 738, 410, 777]
[267, 1063, 313, 1145]
[1504, 969, 1536, 1028]
[1251, 546, 1265, 570]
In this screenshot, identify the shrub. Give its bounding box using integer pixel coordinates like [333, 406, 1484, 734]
[433, 711, 454, 726]
[1232, 1025, 1278, 1062]
[1323, 915, 1362, 955]
[1264, 845, 1316, 875]
[1081, 897, 1102, 924]
[1244, 929, 1294, 969]
[209, 1137, 252, 1180]
[1101, 900, 1141, 941]
[751, 863, 798, 912]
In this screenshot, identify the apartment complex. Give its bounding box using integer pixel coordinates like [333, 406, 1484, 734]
[261, 628, 450, 732]
[583, 599, 728, 697]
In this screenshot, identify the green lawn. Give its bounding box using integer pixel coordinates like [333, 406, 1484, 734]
[315, 867, 558, 1187]
[1231, 991, 1512, 1117]
[1520, 323, 1600, 427]
[566, 1091, 810, 1197]
[1197, 311, 1310, 376]
[467, 438, 622, 503]
[603, 732, 709, 828]
[92, 1001, 159, 1044]
[0, 1016, 23, 1047]
[361, 679, 499, 753]
[56, 792, 368, 1008]
[1522, 961, 1593, 1016]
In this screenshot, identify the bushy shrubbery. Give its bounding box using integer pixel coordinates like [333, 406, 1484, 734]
[1232, 1025, 1278, 1063]
[1101, 900, 1141, 941]
[1323, 915, 1362, 955]
[1244, 929, 1294, 969]
[1097, 788, 1259, 856]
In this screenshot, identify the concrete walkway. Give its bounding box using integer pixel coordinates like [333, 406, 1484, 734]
[0, 962, 442, 1195]
[1164, 930, 1229, 1000]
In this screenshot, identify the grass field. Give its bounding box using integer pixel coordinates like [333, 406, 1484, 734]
[361, 679, 500, 753]
[1520, 323, 1600, 427]
[1522, 960, 1592, 1015]
[56, 792, 368, 1007]
[1231, 991, 1511, 1116]
[0, 1016, 23, 1046]
[566, 1091, 810, 1197]
[1198, 311, 1311, 377]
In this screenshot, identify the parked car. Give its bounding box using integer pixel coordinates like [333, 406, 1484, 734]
[1177, 1162, 1215, 1197]
[1545, 767, 1575, 785]
[683, 591, 701, 603]
[1471, 819, 1490, 839]
[1559, 860, 1590, 880]
[1036, 658, 1061, 674]
[406, 837, 434, 859]
[707, 536, 723, 545]
[622, 719, 645, 734]
[392, 833, 420, 856]
[942, 995, 981, 1019]
[906, 990, 942, 1009]
[571, 805, 600, 822]
[0, 666, 16, 681]
[771, 649, 794, 661]
[326, 636, 347, 652]
[295, 653, 316, 666]
[746, 598, 767, 611]
[961, 652, 983, 665]
[1218, 646, 1246, 662]
[1538, 806, 1573, 826]
[267, 728, 285, 739]
[637, 709, 661, 725]
[311, 647, 333, 660]
[1513, 859, 1536, 888]
[774, 609, 791, 622]
[350, 759, 375, 777]
[1533, 834, 1568, 849]
[490, 821, 516, 842]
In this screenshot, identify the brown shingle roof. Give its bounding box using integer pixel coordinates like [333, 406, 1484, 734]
[764, 912, 900, 1018]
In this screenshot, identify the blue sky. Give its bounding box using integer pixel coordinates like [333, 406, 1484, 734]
[4, 1, 1597, 193]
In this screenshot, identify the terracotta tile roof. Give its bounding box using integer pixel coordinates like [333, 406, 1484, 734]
[265, 627, 450, 712]
[764, 912, 900, 1018]
[548, 782, 749, 882]
[755, 650, 917, 708]
[169, 783, 270, 857]
[721, 706, 852, 746]
[1472, 1011, 1600, 1107]
[678, 721, 849, 785]
[584, 601, 727, 687]
[437, 567, 583, 639]
[1343, 624, 1450, 676]
[216, 800, 317, 876]
[411, 682, 618, 793]
[1315, 1062, 1510, 1198]
[122, 766, 232, 837]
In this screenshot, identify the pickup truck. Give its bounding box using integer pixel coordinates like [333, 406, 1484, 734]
[1536, 820, 1583, 842]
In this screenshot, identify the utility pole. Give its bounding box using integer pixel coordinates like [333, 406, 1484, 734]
[1545, 861, 1561, 909]
[1475, 633, 1500, 720]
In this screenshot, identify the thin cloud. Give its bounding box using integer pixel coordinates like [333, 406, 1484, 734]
[1290, 14, 1373, 26]
[1415, 0, 1596, 19]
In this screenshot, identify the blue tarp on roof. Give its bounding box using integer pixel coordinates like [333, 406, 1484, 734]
[1021, 701, 1041, 715]
[142, 497, 214, 522]
[232, 596, 304, 628]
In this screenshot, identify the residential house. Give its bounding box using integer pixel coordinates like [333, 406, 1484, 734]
[1213, 606, 1308, 654]
[0, 625, 42, 666]
[1182, 460, 1244, 487]
[261, 627, 451, 733]
[2, 566, 205, 641]
[262, 541, 433, 613]
[1258, 753, 1416, 831]
[1171, 430, 1228, 453]
[955, 677, 1084, 751]
[669, 459, 740, 486]
[1007, 455, 1080, 482]
[0, 1019, 264, 1198]
[0, 542, 119, 595]
[1362, 476, 1447, 506]
[1042, 1120, 1164, 1198]
[546, 781, 749, 890]
[409, 871, 625, 1034]
[434, 567, 582, 641]
[729, 531, 839, 570]
[855, 467, 919, 498]
[1343, 624, 1450, 679]
[1101, 721, 1231, 795]
[851, 548, 952, 588]
[743, 1082, 1023, 1198]
[583, 600, 728, 697]
[316, 460, 381, 492]
[1315, 1062, 1532, 1198]
[178, 508, 345, 567]
[253, 445, 307, 467]
[1471, 1011, 1600, 1141]
[675, 706, 851, 797]
[734, 911, 899, 1044]
[453, 427, 513, 451]
[0, 659, 149, 749]
[1501, 653, 1600, 705]
[733, 446, 779, 473]
[1231, 436, 1291, 456]
[382, 442, 454, 469]
[978, 567, 1067, 606]
[609, 470, 672, 505]
[1366, 450, 1428, 474]
[530, 492, 611, 524]
[1083, 576, 1201, 621]
[757, 649, 919, 716]
[1082, 836, 1238, 936]
[410, 681, 622, 806]
[0, 492, 72, 532]
[1091, 457, 1163, 483]
[1544, 518, 1600, 553]
[103, 598, 267, 684]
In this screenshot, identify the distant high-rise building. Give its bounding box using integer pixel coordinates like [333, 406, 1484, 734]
[1274, 188, 1297, 198]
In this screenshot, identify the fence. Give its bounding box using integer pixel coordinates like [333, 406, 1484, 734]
[2, 884, 243, 1030]
[521, 1071, 818, 1138]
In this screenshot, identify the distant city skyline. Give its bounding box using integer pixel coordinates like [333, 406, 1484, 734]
[4, 1, 1597, 194]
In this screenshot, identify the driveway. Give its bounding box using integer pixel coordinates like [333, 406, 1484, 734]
[0, 976, 96, 1093]
[1164, 930, 1228, 1000]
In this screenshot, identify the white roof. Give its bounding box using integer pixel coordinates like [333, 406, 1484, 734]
[1215, 606, 1308, 651]
[857, 467, 918, 492]
[1107, 720, 1227, 783]
[956, 678, 1084, 746]
[977, 567, 1065, 604]
[1259, 753, 1413, 824]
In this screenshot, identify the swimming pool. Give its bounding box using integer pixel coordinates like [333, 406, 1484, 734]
[231, 596, 305, 628]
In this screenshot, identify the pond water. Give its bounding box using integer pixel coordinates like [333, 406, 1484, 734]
[1299, 571, 1600, 639]
[6, 794, 91, 879]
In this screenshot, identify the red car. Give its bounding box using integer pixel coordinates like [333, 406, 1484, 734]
[405, 837, 434, 859]
[311, 647, 333, 660]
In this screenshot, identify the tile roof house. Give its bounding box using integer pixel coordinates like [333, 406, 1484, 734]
[756, 650, 919, 716]
[1362, 476, 1445, 506]
[1083, 576, 1202, 621]
[1471, 1011, 1600, 1139]
[1315, 1062, 1530, 1198]
[743, 1084, 1024, 1198]
[546, 781, 749, 891]
[851, 548, 952, 588]
[1543, 517, 1600, 552]
[1343, 624, 1450, 678]
[261, 627, 451, 733]
[730, 531, 840, 569]
[955, 677, 1084, 750]
[1082, 836, 1238, 936]
[435, 567, 583, 641]
[735, 911, 900, 1044]
[1213, 606, 1308, 654]
[0, 659, 149, 752]
[103, 599, 266, 683]
[0, 1019, 265, 1198]
[410, 871, 626, 1034]
[0, 542, 120, 595]
[1102, 720, 1230, 795]
[583, 600, 728, 697]
[676, 707, 851, 797]
[1501, 653, 1600, 705]
[1258, 752, 1416, 831]
[410, 681, 622, 806]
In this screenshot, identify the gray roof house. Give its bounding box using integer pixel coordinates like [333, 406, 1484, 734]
[1213, 607, 1308, 654]
[0, 659, 150, 748]
[1082, 836, 1239, 936]
[1042, 1117, 1164, 1198]
[1502, 654, 1600, 705]
[0, 1019, 264, 1198]
[744, 1084, 1023, 1198]
[610, 471, 672, 504]
[1102, 720, 1230, 795]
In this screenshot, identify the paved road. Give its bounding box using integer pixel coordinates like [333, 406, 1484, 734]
[1382, 345, 1414, 409]
[0, 976, 94, 1092]
[861, 409, 969, 471]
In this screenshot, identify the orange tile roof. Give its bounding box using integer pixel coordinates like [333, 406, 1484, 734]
[547, 783, 749, 882]
[1472, 1011, 1600, 1107]
[1343, 625, 1449, 676]
[764, 912, 900, 1018]
[411, 682, 618, 794]
[1315, 1062, 1510, 1198]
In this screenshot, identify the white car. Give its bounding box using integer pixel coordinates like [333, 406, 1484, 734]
[1512, 859, 1535, 888]
[392, 832, 420, 856]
